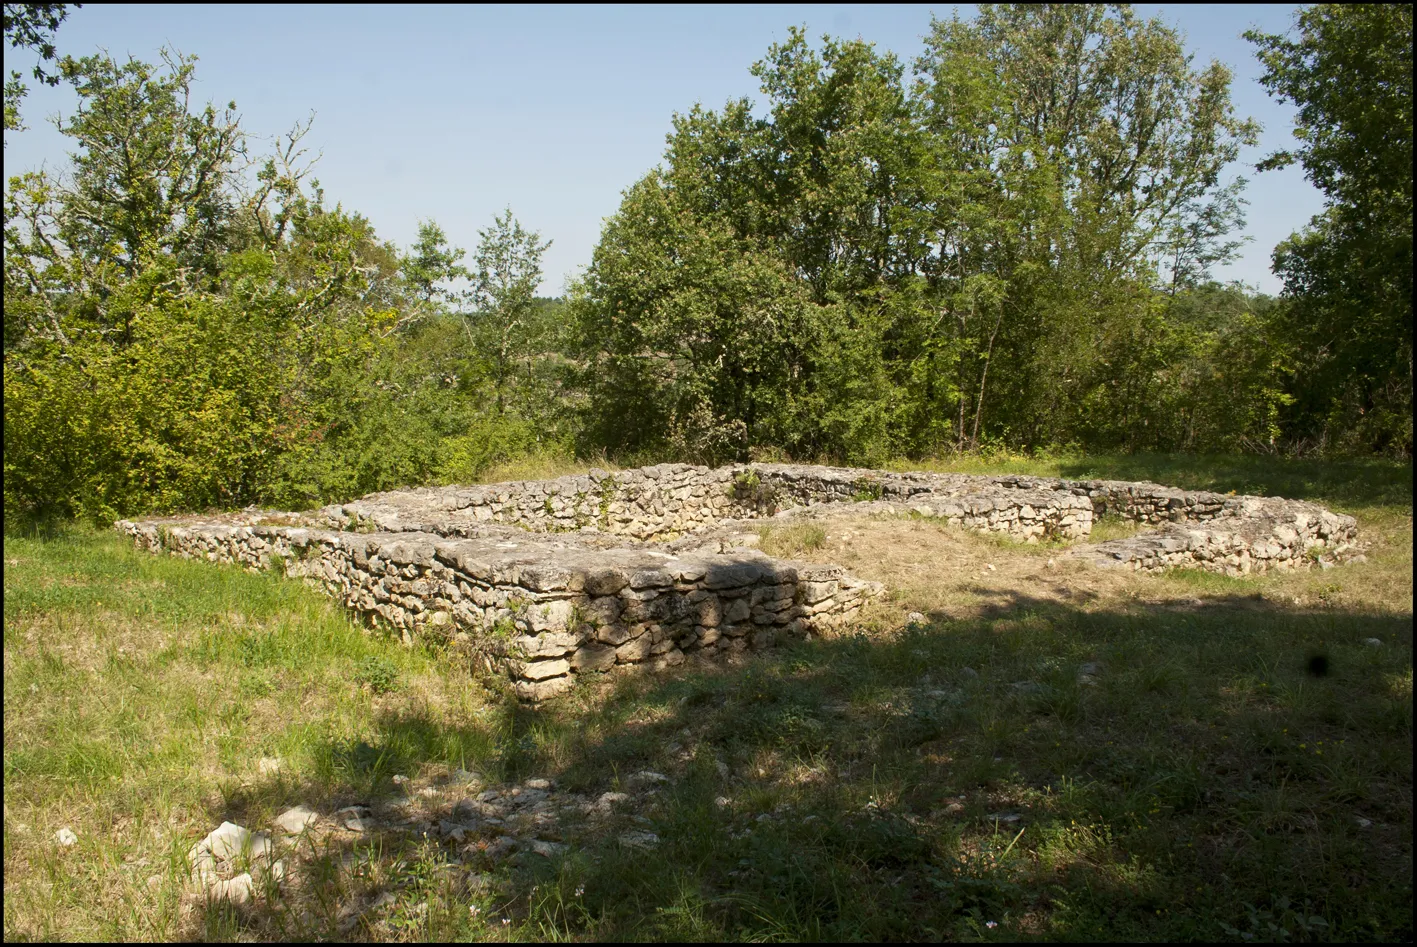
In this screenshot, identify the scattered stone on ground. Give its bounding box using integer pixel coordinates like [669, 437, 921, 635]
[274, 805, 319, 836]
[595, 791, 631, 813]
[528, 839, 568, 857]
[618, 830, 660, 849]
[187, 821, 284, 903]
[626, 770, 669, 790]
[1363, 637, 1383, 647]
[54, 827, 77, 847]
[258, 757, 283, 775]
[337, 806, 377, 833]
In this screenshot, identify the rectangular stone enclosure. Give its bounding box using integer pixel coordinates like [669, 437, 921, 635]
[117, 463, 1358, 700]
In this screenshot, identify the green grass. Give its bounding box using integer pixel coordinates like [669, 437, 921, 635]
[4, 453, 1412, 942]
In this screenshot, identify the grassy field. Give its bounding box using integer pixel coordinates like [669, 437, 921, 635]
[4, 453, 1412, 942]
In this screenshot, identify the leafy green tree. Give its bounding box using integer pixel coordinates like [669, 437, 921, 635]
[5, 49, 244, 353]
[915, 5, 1258, 448]
[3, 2, 76, 135]
[1247, 4, 1413, 455]
[572, 5, 1258, 462]
[401, 218, 469, 312]
[2, 48, 452, 520]
[466, 208, 552, 415]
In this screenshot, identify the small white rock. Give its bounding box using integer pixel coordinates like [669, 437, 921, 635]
[618, 830, 660, 849]
[595, 791, 631, 812]
[191, 821, 271, 867]
[449, 768, 480, 786]
[257, 757, 282, 776]
[1363, 638, 1382, 647]
[55, 827, 77, 847]
[274, 805, 319, 836]
[210, 872, 255, 904]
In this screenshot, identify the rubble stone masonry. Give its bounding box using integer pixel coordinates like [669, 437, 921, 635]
[117, 463, 1358, 700]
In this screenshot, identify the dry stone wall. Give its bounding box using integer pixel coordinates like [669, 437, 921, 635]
[116, 462, 1358, 700]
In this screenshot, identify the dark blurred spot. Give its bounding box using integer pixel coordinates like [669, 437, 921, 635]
[1306, 654, 1330, 677]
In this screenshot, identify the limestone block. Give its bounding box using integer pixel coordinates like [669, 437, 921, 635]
[585, 568, 629, 595]
[570, 644, 617, 672]
[704, 561, 771, 590]
[583, 596, 623, 626]
[512, 632, 580, 658]
[694, 597, 723, 626]
[521, 658, 571, 681]
[527, 599, 576, 633]
[724, 598, 751, 623]
[617, 637, 653, 663]
[597, 623, 632, 646]
[515, 676, 573, 701]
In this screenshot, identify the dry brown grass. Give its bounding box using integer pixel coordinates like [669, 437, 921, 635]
[798, 507, 1412, 629]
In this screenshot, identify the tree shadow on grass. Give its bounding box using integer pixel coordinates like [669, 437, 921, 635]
[186, 586, 1413, 942]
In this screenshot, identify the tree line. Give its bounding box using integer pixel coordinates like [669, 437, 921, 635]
[4, 3, 1411, 523]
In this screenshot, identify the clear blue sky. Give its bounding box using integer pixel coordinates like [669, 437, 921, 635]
[4, 3, 1320, 295]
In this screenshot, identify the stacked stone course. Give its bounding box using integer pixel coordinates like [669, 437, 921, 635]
[117, 462, 1358, 700]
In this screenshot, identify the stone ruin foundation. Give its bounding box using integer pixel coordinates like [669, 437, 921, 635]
[116, 463, 1359, 701]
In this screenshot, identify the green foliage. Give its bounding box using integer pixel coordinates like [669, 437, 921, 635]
[400, 219, 469, 310]
[4, 6, 1409, 530]
[354, 655, 401, 695]
[570, 9, 1265, 464]
[850, 478, 884, 502]
[3, 2, 74, 133]
[729, 469, 778, 512]
[1247, 4, 1413, 457]
[3, 48, 572, 523]
[464, 208, 554, 418]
